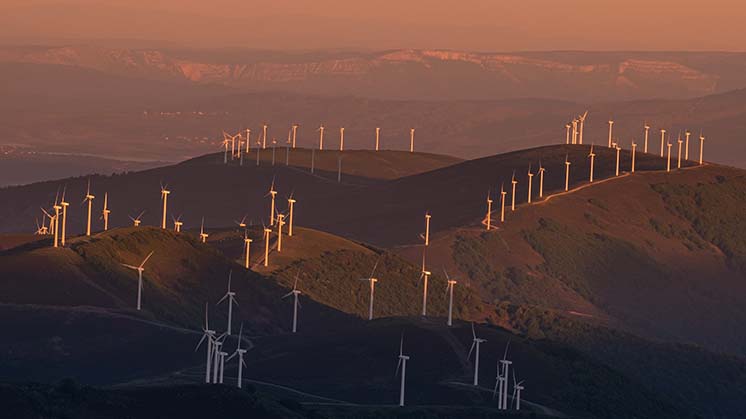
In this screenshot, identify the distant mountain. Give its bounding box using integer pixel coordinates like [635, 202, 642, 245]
[4, 46, 746, 102]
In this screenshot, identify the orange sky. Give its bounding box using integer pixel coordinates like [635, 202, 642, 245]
[2, 0, 745, 51]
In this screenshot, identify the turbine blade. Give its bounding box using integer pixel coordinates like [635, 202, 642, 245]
[140, 251, 154, 268]
[217, 294, 228, 304]
[467, 341, 476, 361]
[195, 334, 207, 351]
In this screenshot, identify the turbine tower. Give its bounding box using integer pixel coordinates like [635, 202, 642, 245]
[287, 195, 297, 237]
[444, 270, 457, 327]
[468, 323, 487, 386]
[395, 335, 410, 407]
[199, 217, 209, 243]
[677, 135, 683, 168]
[292, 124, 298, 148]
[607, 120, 614, 148]
[644, 123, 650, 153]
[60, 189, 69, 246]
[565, 123, 571, 144]
[262, 123, 268, 149]
[267, 179, 277, 226]
[510, 172, 517, 211]
[245, 128, 251, 153]
[195, 302, 216, 383]
[588, 144, 596, 182]
[121, 250, 154, 311]
[526, 164, 534, 203]
[409, 128, 415, 152]
[512, 372, 525, 411]
[538, 162, 546, 198]
[160, 184, 170, 230]
[318, 125, 325, 150]
[578, 111, 587, 144]
[615, 145, 621, 176]
[659, 129, 666, 157]
[243, 233, 252, 269]
[699, 133, 705, 165]
[226, 323, 248, 388]
[424, 212, 431, 246]
[282, 277, 302, 333]
[83, 179, 95, 236]
[263, 225, 271, 267]
[419, 268, 431, 316]
[499, 340, 512, 410]
[564, 155, 571, 191]
[358, 260, 380, 320]
[102, 192, 110, 231]
[339, 127, 345, 151]
[276, 214, 285, 252]
[685, 130, 691, 160]
[500, 183, 507, 223]
[571, 119, 578, 144]
[375, 127, 381, 151]
[631, 142, 637, 173]
[485, 192, 493, 231]
[52, 194, 62, 248]
[218, 271, 238, 335]
[666, 141, 673, 172]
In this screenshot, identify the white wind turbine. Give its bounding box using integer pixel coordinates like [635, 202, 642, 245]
[172, 215, 183, 232]
[195, 302, 217, 383]
[419, 267, 432, 316]
[375, 127, 381, 151]
[60, 187, 69, 246]
[221, 132, 230, 164]
[685, 130, 691, 160]
[607, 120, 614, 148]
[588, 144, 596, 182]
[199, 217, 209, 243]
[498, 340, 512, 410]
[218, 271, 239, 335]
[227, 323, 248, 388]
[526, 164, 534, 203]
[358, 259, 380, 320]
[699, 131, 705, 165]
[510, 171, 518, 211]
[282, 276, 302, 333]
[160, 183, 170, 229]
[121, 250, 154, 311]
[571, 119, 578, 144]
[395, 334, 410, 407]
[262, 123, 268, 149]
[129, 210, 145, 227]
[266, 178, 277, 226]
[212, 338, 224, 384]
[339, 127, 345, 151]
[317, 125, 325, 150]
[564, 123, 571, 144]
[659, 128, 667, 157]
[263, 223, 272, 267]
[493, 358, 507, 409]
[538, 161, 546, 198]
[83, 179, 95, 236]
[245, 128, 251, 153]
[444, 270, 457, 326]
[467, 322, 487, 386]
[578, 111, 588, 144]
[292, 123, 299, 148]
[511, 371, 525, 410]
[409, 128, 415, 152]
[644, 123, 650, 153]
[564, 155, 571, 191]
[287, 193, 297, 237]
[243, 232, 252, 269]
[101, 192, 111, 231]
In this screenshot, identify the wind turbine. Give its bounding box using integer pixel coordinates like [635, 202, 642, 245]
[337, 155, 343, 183]
[677, 134, 683, 168]
[221, 132, 230, 164]
[685, 130, 691, 160]
[699, 132, 705, 165]
[285, 130, 292, 165]
[262, 123, 268, 149]
[564, 123, 571, 144]
[226, 323, 248, 388]
[101, 192, 110, 231]
[160, 183, 170, 229]
[245, 128, 251, 153]
[571, 119, 578, 144]
[266, 179, 277, 226]
[493, 359, 507, 409]
[424, 212, 431, 246]
[218, 271, 238, 335]
[510, 171, 518, 211]
[564, 155, 571, 191]
[83, 179, 95, 236]
[263, 224, 272, 267]
[499, 340, 512, 410]
[291, 124, 299, 148]
[526, 164, 534, 203]
[375, 127, 381, 151]
[212, 338, 224, 384]
[256, 139, 262, 166]
[409, 128, 415, 152]
[339, 127, 345, 151]
[644, 123, 650, 153]
[659, 128, 666, 157]
[243, 232, 252, 269]
[467, 323, 487, 386]
[538, 162, 545, 198]
[419, 268, 431, 316]
[485, 191, 493, 231]
[578, 111, 587, 144]
[172, 215, 183, 232]
[217, 349, 228, 384]
[444, 269, 457, 326]
[588, 144, 596, 182]
[317, 125, 325, 150]
[41, 206, 58, 247]
[631, 141, 637, 173]
[395, 334, 409, 407]
[282, 276, 302, 333]
[500, 183, 507, 223]
[615, 144, 621, 176]
[60, 187, 69, 246]
[287, 194, 296, 237]
[199, 217, 209, 243]
[607, 120, 614, 148]
[276, 214, 285, 252]
[667, 141, 673, 172]
[195, 302, 216, 383]
[121, 251, 154, 311]
[271, 138, 277, 165]
[235, 215, 248, 230]
[512, 371, 525, 410]
[358, 259, 380, 320]
[52, 194, 62, 248]
[129, 211, 145, 227]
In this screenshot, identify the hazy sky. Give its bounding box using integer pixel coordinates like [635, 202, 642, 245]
[3, 0, 746, 51]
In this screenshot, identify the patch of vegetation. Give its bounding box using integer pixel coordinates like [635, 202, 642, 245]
[652, 176, 746, 273]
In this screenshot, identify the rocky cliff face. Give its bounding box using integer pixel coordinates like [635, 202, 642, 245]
[0, 46, 740, 101]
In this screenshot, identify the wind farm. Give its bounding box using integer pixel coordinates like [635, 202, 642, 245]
[2, 5, 746, 417]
